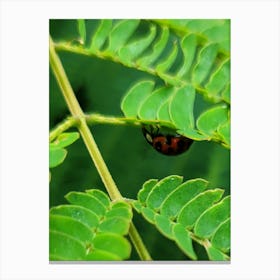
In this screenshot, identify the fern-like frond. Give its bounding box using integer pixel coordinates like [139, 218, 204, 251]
[133, 175, 230, 261]
[121, 80, 230, 147]
[54, 19, 230, 104]
[49, 189, 132, 261]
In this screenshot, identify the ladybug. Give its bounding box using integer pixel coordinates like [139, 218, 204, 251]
[142, 126, 193, 156]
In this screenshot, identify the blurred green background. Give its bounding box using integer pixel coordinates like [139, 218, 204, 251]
[49, 19, 230, 260]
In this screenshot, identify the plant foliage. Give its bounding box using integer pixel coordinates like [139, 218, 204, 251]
[50, 18, 230, 261]
[50, 189, 132, 260]
[133, 175, 230, 260]
[49, 132, 80, 168]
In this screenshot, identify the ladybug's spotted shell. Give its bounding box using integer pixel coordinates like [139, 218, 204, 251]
[142, 127, 193, 156]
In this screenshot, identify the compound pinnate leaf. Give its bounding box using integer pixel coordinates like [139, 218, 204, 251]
[50, 189, 132, 261]
[194, 196, 230, 239]
[133, 176, 230, 260]
[121, 80, 155, 118]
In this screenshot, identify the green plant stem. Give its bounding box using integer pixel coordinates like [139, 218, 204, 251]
[54, 41, 229, 104]
[49, 117, 78, 142]
[49, 35, 152, 261]
[129, 223, 152, 260]
[49, 114, 176, 139]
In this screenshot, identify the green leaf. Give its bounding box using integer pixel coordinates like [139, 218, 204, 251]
[137, 179, 158, 204]
[99, 217, 130, 235]
[121, 80, 155, 117]
[93, 233, 131, 260]
[196, 105, 229, 137]
[133, 176, 230, 260]
[105, 204, 132, 220]
[192, 43, 219, 85]
[177, 34, 197, 78]
[50, 132, 80, 149]
[157, 99, 172, 122]
[77, 19, 86, 44]
[138, 86, 174, 120]
[50, 205, 99, 229]
[90, 19, 112, 51]
[65, 192, 107, 217]
[146, 175, 183, 210]
[222, 83, 230, 103]
[142, 207, 156, 223]
[160, 179, 209, 219]
[211, 217, 230, 252]
[177, 189, 224, 229]
[194, 196, 230, 238]
[156, 41, 178, 73]
[50, 189, 133, 261]
[187, 19, 226, 33]
[169, 85, 195, 131]
[217, 120, 230, 146]
[172, 224, 197, 260]
[118, 24, 157, 63]
[107, 20, 140, 53]
[205, 59, 230, 98]
[154, 214, 173, 239]
[205, 244, 230, 261]
[50, 230, 85, 260]
[85, 249, 120, 261]
[49, 146, 67, 168]
[50, 214, 93, 243]
[137, 26, 169, 66]
[202, 20, 230, 52]
[85, 189, 111, 207]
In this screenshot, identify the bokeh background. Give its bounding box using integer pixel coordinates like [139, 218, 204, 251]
[49, 19, 230, 260]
